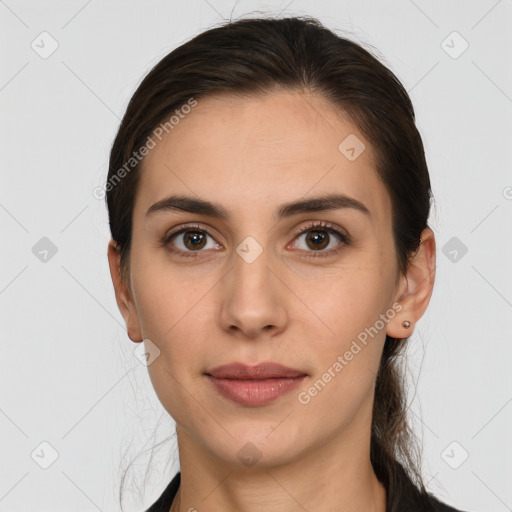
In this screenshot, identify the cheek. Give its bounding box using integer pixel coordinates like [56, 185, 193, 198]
[132, 262, 215, 423]
[298, 257, 394, 342]
[295, 274, 388, 431]
[130, 244, 211, 338]
[129, 249, 223, 379]
[295, 250, 395, 391]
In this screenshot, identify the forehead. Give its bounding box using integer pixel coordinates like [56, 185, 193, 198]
[136, 90, 391, 225]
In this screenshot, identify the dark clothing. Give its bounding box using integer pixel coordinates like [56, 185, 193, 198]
[145, 471, 468, 512]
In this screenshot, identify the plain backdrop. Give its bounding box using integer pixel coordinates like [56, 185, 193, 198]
[1, 1, 511, 511]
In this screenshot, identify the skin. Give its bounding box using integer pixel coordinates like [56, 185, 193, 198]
[108, 90, 436, 512]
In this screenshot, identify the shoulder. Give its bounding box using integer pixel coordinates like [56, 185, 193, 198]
[389, 462, 470, 512]
[144, 472, 181, 512]
[392, 477, 470, 512]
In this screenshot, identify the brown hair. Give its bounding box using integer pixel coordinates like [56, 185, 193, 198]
[107, 16, 434, 511]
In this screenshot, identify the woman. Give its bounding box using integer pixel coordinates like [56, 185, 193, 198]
[106, 16, 467, 512]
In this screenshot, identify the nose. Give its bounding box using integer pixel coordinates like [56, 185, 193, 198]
[219, 244, 288, 340]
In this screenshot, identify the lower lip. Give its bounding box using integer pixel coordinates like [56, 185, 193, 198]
[206, 375, 306, 406]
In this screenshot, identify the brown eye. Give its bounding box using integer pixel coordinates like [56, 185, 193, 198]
[163, 225, 221, 256]
[182, 231, 207, 250]
[291, 222, 350, 257]
[304, 229, 330, 250]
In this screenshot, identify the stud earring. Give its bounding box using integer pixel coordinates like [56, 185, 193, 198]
[402, 320, 411, 329]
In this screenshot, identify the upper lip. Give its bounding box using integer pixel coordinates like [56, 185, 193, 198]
[205, 362, 307, 379]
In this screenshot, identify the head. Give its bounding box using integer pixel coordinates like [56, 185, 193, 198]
[106, 16, 435, 508]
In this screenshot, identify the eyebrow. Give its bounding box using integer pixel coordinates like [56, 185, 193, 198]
[145, 193, 370, 220]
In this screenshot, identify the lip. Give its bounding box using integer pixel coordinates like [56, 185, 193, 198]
[206, 362, 307, 379]
[205, 362, 308, 407]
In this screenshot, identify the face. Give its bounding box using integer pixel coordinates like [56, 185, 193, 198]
[110, 90, 420, 471]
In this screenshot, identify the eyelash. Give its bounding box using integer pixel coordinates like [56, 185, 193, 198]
[160, 221, 351, 259]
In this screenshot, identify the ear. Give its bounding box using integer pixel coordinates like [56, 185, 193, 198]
[386, 227, 436, 338]
[107, 239, 143, 343]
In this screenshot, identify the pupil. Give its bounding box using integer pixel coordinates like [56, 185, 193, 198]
[308, 230, 328, 250]
[186, 232, 205, 249]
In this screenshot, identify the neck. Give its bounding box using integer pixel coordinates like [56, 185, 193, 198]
[171, 412, 387, 512]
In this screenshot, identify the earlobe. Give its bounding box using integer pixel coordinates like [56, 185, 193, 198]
[386, 227, 436, 339]
[107, 240, 143, 343]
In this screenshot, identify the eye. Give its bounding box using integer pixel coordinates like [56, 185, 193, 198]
[161, 221, 350, 259]
[289, 221, 350, 258]
[161, 224, 221, 257]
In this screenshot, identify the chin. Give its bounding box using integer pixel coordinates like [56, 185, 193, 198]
[204, 421, 308, 470]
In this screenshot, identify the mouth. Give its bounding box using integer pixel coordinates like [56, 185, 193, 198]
[204, 362, 308, 407]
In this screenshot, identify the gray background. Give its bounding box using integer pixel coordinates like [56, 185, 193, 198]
[1, 1, 511, 511]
